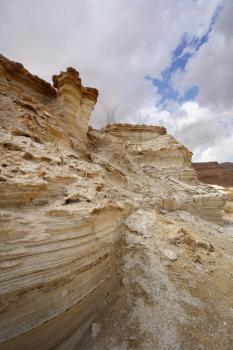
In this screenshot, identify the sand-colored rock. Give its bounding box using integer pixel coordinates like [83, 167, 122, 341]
[223, 188, 233, 226]
[0, 54, 57, 104]
[50, 68, 98, 144]
[193, 162, 233, 226]
[0, 56, 232, 350]
[0, 55, 98, 151]
[104, 123, 198, 183]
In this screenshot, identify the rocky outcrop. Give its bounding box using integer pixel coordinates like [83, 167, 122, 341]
[50, 68, 98, 145]
[223, 188, 233, 225]
[0, 55, 98, 150]
[0, 203, 122, 349]
[0, 54, 57, 104]
[193, 161, 233, 187]
[90, 125, 223, 224]
[80, 210, 233, 350]
[193, 162, 233, 225]
[104, 124, 198, 183]
[0, 56, 232, 350]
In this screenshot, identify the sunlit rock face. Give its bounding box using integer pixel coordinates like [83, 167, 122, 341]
[104, 124, 198, 184]
[0, 56, 232, 350]
[0, 55, 116, 350]
[0, 54, 57, 104]
[0, 55, 98, 151]
[224, 191, 233, 224]
[193, 162, 233, 224]
[50, 68, 98, 146]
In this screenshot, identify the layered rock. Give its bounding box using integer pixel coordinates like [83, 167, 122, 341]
[91, 125, 223, 224]
[193, 161, 233, 187]
[0, 204, 122, 349]
[0, 54, 57, 105]
[223, 188, 233, 225]
[193, 162, 233, 225]
[104, 124, 198, 183]
[0, 56, 232, 350]
[0, 55, 98, 150]
[50, 68, 98, 145]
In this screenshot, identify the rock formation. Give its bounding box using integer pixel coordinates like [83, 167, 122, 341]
[0, 54, 98, 150]
[193, 162, 233, 227]
[193, 162, 233, 187]
[104, 124, 198, 183]
[0, 55, 233, 350]
[50, 68, 98, 146]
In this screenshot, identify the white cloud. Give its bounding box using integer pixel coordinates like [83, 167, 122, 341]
[138, 101, 233, 162]
[169, 0, 233, 161]
[0, 0, 232, 162]
[197, 134, 233, 162]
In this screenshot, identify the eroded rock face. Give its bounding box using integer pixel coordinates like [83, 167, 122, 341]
[0, 56, 232, 350]
[50, 68, 98, 145]
[193, 162, 233, 187]
[104, 124, 198, 183]
[0, 54, 57, 104]
[80, 210, 233, 350]
[193, 162, 233, 225]
[0, 55, 98, 150]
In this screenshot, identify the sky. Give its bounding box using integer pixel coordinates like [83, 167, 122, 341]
[0, 0, 233, 162]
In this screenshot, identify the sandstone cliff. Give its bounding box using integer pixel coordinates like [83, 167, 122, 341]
[0, 56, 232, 350]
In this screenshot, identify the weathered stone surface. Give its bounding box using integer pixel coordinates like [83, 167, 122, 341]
[104, 123, 198, 183]
[0, 56, 232, 350]
[0, 55, 98, 151]
[50, 68, 98, 144]
[193, 162, 233, 225]
[223, 188, 233, 225]
[0, 54, 57, 104]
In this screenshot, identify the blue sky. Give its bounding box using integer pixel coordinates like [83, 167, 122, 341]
[0, 0, 232, 161]
[148, 4, 223, 108]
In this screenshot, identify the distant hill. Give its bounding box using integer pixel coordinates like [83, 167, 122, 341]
[193, 162, 233, 187]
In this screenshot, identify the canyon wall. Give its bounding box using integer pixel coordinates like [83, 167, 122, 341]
[0, 55, 120, 349]
[0, 56, 232, 350]
[104, 124, 198, 183]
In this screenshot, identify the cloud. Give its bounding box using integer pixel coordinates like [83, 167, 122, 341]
[168, 0, 233, 161]
[197, 133, 233, 162]
[0, 0, 232, 162]
[172, 0, 233, 112]
[139, 100, 233, 162]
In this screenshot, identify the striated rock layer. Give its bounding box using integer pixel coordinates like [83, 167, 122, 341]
[193, 161, 233, 187]
[0, 54, 98, 149]
[193, 162, 233, 225]
[104, 124, 198, 183]
[0, 56, 232, 350]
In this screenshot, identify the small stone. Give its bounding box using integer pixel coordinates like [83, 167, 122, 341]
[164, 249, 178, 261]
[91, 323, 101, 337]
